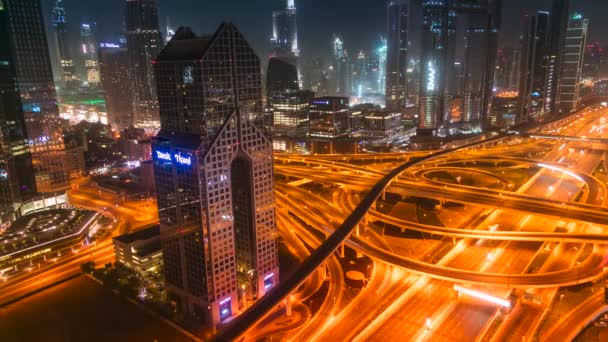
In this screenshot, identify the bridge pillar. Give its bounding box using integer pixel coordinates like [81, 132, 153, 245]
[339, 242, 345, 258]
[355, 224, 363, 258]
[285, 294, 292, 316]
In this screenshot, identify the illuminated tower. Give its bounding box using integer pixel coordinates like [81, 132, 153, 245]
[271, 0, 299, 59]
[125, 0, 162, 130]
[80, 22, 100, 86]
[418, 0, 455, 135]
[557, 14, 588, 113]
[153, 24, 278, 327]
[377, 38, 388, 95]
[386, 0, 408, 111]
[0, 0, 71, 203]
[332, 35, 349, 96]
[51, 0, 78, 89]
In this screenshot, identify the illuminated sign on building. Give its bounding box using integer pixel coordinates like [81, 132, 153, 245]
[427, 61, 436, 92]
[155, 150, 193, 167]
[100, 42, 120, 48]
[155, 151, 171, 162]
[174, 153, 192, 166]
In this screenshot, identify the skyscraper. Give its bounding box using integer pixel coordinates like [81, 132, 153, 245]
[545, 0, 570, 114]
[0, 0, 39, 224]
[99, 42, 132, 130]
[332, 35, 350, 96]
[418, 0, 455, 135]
[557, 14, 588, 114]
[272, 89, 314, 142]
[51, 0, 78, 89]
[377, 38, 388, 95]
[519, 11, 550, 123]
[80, 23, 100, 86]
[153, 24, 278, 327]
[385, 0, 408, 111]
[415, 0, 500, 135]
[125, 0, 162, 130]
[270, 0, 299, 60]
[266, 57, 299, 105]
[462, 0, 501, 131]
[353, 51, 366, 92]
[0, 0, 72, 217]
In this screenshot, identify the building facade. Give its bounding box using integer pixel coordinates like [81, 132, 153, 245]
[0, 0, 70, 198]
[272, 90, 313, 139]
[125, 0, 162, 130]
[385, 0, 408, 111]
[153, 24, 278, 327]
[557, 14, 588, 114]
[518, 11, 550, 123]
[51, 0, 78, 89]
[80, 23, 100, 86]
[99, 42, 132, 130]
[309, 96, 350, 139]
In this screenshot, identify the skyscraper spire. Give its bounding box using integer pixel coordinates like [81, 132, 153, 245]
[270, 0, 299, 58]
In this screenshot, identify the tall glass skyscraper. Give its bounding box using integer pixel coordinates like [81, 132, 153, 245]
[0, 0, 68, 222]
[545, 0, 570, 114]
[519, 11, 550, 123]
[80, 22, 100, 86]
[99, 42, 132, 130]
[153, 24, 278, 327]
[51, 0, 78, 89]
[418, 0, 455, 135]
[386, 0, 408, 111]
[557, 14, 588, 114]
[125, 0, 162, 130]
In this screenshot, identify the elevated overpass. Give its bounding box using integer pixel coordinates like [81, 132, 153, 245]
[212, 134, 510, 342]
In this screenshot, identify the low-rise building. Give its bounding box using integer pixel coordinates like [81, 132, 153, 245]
[113, 225, 161, 276]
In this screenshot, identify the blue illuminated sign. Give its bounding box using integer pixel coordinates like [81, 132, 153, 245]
[0, 169, 7, 180]
[313, 100, 330, 105]
[155, 150, 192, 167]
[155, 151, 171, 161]
[100, 42, 120, 48]
[174, 153, 192, 166]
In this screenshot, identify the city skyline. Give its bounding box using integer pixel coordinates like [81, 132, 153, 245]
[46, 0, 608, 63]
[3, 0, 608, 341]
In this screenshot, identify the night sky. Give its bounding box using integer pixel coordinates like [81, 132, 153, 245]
[47, 0, 608, 62]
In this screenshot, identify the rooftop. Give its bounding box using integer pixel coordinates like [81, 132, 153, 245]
[113, 225, 160, 245]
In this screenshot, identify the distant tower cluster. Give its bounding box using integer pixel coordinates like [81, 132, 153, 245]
[519, 0, 587, 122]
[415, 0, 500, 135]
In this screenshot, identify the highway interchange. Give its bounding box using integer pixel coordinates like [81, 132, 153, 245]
[229, 104, 608, 341]
[4, 104, 608, 341]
